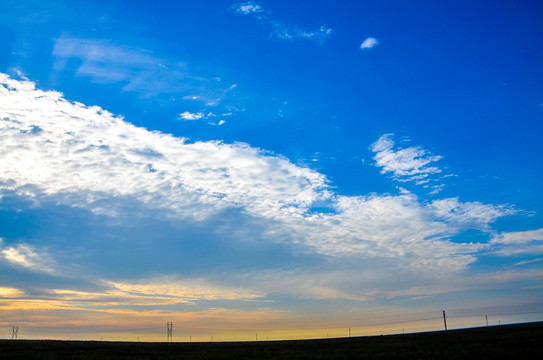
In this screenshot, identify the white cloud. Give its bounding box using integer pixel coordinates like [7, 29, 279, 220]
[492, 228, 543, 244]
[109, 278, 264, 302]
[1, 243, 56, 273]
[37, 278, 265, 307]
[0, 72, 328, 223]
[230, 3, 333, 43]
[233, 1, 264, 15]
[211, 119, 226, 126]
[0, 73, 522, 286]
[271, 23, 333, 43]
[370, 134, 444, 186]
[429, 198, 516, 230]
[514, 258, 543, 266]
[360, 37, 378, 49]
[179, 111, 205, 120]
[179, 111, 228, 125]
[490, 228, 543, 256]
[291, 193, 493, 272]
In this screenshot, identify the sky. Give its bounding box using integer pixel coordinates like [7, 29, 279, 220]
[1, 0, 542, 341]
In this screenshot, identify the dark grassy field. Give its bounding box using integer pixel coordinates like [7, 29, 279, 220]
[2, 322, 542, 359]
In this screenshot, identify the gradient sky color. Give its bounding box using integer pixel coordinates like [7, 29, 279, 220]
[1, 0, 542, 341]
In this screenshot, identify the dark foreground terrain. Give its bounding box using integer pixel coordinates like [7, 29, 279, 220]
[2, 322, 542, 360]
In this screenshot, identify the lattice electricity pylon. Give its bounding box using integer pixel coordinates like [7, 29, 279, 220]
[167, 321, 173, 342]
[12, 325, 18, 340]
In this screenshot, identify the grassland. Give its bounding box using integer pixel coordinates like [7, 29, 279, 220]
[1, 322, 542, 359]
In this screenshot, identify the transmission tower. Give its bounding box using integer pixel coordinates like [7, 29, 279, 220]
[167, 321, 173, 342]
[12, 325, 18, 340]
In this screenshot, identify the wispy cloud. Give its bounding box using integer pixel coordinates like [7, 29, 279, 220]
[109, 278, 264, 302]
[230, 2, 333, 43]
[360, 37, 378, 50]
[27, 278, 264, 307]
[490, 228, 543, 256]
[233, 1, 264, 15]
[370, 134, 444, 188]
[179, 111, 230, 125]
[491, 228, 543, 245]
[52, 35, 235, 105]
[514, 258, 543, 266]
[270, 23, 333, 43]
[1, 243, 56, 274]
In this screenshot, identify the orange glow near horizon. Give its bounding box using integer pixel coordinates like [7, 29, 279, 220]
[3, 295, 542, 342]
[3, 285, 543, 342]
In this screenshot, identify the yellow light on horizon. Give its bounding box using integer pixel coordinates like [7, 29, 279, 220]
[0, 287, 23, 298]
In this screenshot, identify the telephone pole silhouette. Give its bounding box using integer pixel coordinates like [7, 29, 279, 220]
[12, 325, 18, 339]
[166, 321, 173, 342]
[442, 310, 447, 331]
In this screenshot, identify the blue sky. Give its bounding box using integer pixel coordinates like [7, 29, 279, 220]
[1, 0, 542, 340]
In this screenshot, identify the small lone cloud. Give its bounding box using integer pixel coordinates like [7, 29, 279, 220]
[360, 37, 378, 50]
[210, 120, 226, 126]
[179, 111, 205, 121]
[233, 1, 264, 15]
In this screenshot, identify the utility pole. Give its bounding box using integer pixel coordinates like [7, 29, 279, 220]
[485, 314, 488, 327]
[12, 326, 18, 340]
[167, 321, 173, 342]
[442, 310, 447, 331]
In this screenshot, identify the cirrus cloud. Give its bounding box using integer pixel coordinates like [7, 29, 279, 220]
[230, 2, 333, 43]
[233, 1, 264, 15]
[370, 134, 444, 187]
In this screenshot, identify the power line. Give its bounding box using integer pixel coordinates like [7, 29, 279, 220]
[448, 311, 543, 318]
[21, 326, 163, 334]
[169, 316, 444, 332]
[8, 310, 543, 340]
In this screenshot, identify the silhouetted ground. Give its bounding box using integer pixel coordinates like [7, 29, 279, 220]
[2, 322, 542, 359]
